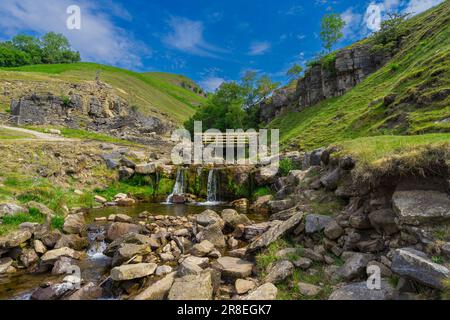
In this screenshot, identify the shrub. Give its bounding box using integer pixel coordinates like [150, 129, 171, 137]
[390, 63, 400, 72]
[51, 215, 65, 231]
[279, 158, 294, 176]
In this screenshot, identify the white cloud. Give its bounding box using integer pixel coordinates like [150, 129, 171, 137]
[342, 7, 364, 39]
[162, 16, 225, 58]
[403, 0, 444, 15]
[384, 0, 401, 11]
[199, 77, 225, 92]
[248, 41, 271, 56]
[0, 0, 148, 69]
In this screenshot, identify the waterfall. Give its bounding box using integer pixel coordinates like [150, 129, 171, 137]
[206, 169, 219, 203]
[166, 168, 185, 204]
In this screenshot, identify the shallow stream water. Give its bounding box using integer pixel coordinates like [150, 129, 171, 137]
[0, 203, 266, 300]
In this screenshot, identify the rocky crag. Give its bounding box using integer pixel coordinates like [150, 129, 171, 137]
[259, 44, 390, 124]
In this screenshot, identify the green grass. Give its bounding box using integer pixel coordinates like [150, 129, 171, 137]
[0, 128, 35, 140]
[0, 62, 206, 123]
[333, 133, 450, 179]
[24, 126, 140, 146]
[269, 2, 450, 151]
[0, 208, 45, 236]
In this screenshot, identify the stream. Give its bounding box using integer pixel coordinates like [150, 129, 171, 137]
[0, 202, 266, 300]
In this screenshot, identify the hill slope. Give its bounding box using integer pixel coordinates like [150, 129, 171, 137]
[269, 1, 450, 151]
[0, 62, 206, 124]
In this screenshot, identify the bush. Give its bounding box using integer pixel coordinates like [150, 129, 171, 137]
[51, 215, 65, 231]
[279, 158, 294, 176]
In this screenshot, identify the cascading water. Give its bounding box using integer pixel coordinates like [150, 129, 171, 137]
[166, 168, 185, 203]
[206, 169, 219, 204]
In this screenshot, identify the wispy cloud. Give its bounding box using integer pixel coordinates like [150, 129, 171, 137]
[199, 77, 225, 92]
[341, 7, 364, 39]
[0, 0, 148, 69]
[279, 5, 304, 16]
[403, 0, 444, 15]
[162, 16, 226, 58]
[248, 41, 271, 56]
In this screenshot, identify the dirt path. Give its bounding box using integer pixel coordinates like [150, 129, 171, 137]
[0, 125, 77, 142]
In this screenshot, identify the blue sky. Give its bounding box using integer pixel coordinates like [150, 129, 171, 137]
[0, 0, 444, 91]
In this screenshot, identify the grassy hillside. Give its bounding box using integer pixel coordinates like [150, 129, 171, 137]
[269, 1, 450, 151]
[0, 62, 206, 123]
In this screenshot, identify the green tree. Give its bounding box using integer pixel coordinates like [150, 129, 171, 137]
[286, 64, 304, 80]
[320, 13, 346, 52]
[257, 75, 279, 100]
[12, 34, 42, 64]
[41, 32, 71, 64]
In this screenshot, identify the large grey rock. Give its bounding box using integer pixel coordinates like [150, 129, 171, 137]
[392, 190, 450, 226]
[0, 257, 13, 273]
[111, 243, 151, 266]
[195, 210, 224, 228]
[243, 222, 274, 241]
[0, 230, 32, 249]
[110, 263, 157, 281]
[168, 270, 214, 300]
[31, 282, 75, 300]
[191, 240, 214, 257]
[41, 247, 82, 263]
[135, 163, 158, 175]
[106, 222, 142, 241]
[391, 248, 449, 289]
[265, 260, 294, 284]
[305, 214, 333, 234]
[65, 282, 102, 300]
[197, 223, 226, 248]
[268, 199, 295, 213]
[248, 213, 303, 252]
[320, 168, 341, 191]
[178, 259, 204, 276]
[221, 209, 251, 228]
[336, 253, 374, 281]
[215, 257, 254, 279]
[55, 234, 89, 251]
[368, 209, 399, 235]
[329, 280, 396, 300]
[324, 220, 344, 240]
[0, 203, 26, 218]
[19, 248, 39, 267]
[134, 272, 176, 300]
[243, 283, 278, 300]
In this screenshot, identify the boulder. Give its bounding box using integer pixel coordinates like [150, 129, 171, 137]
[268, 199, 295, 213]
[0, 257, 13, 274]
[191, 240, 215, 257]
[255, 166, 278, 185]
[168, 270, 214, 300]
[118, 166, 135, 180]
[231, 198, 249, 210]
[55, 234, 89, 251]
[320, 168, 341, 191]
[112, 243, 151, 266]
[248, 213, 303, 252]
[368, 209, 400, 235]
[215, 257, 254, 279]
[329, 280, 396, 300]
[134, 272, 176, 300]
[115, 214, 133, 223]
[0, 230, 32, 249]
[243, 283, 277, 300]
[0, 203, 26, 218]
[293, 257, 313, 270]
[41, 247, 82, 263]
[305, 214, 333, 234]
[336, 253, 374, 281]
[298, 282, 321, 296]
[106, 222, 142, 241]
[195, 210, 224, 228]
[392, 190, 450, 226]
[182, 255, 210, 268]
[265, 260, 294, 284]
[31, 282, 75, 300]
[197, 223, 226, 248]
[33, 239, 47, 254]
[19, 248, 39, 268]
[178, 259, 204, 276]
[243, 222, 274, 241]
[250, 195, 273, 213]
[110, 263, 157, 281]
[155, 265, 173, 276]
[391, 248, 449, 289]
[221, 209, 251, 228]
[65, 282, 103, 300]
[94, 195, 107, 204]
[52, 257, 74, 275]
[235, 279, 255, 295]
[135, 163, 158, 175]
[324, 220, 344, 240]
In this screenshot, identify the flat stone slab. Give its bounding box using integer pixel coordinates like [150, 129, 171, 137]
[329, 280, 396, 300]
[41, 247, 82, 263]
[392, 190, 450, 226]
[168, 271, 214, 300]
[110, 263, 157, 281]
[215, 257, 254, 279]
[391, 248, 449, 289]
